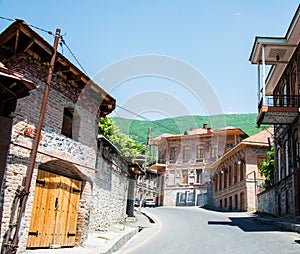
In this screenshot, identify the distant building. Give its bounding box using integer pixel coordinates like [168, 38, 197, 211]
[149, 124, 247, 207]
[208, 128, 273, 212]
[250, 5, 300, 217]
[135, 168, 157, 204]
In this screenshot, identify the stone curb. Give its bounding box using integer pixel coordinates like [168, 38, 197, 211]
[103, 227, 139, 254]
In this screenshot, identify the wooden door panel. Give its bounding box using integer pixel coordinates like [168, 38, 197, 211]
[27, 169, 81, 248]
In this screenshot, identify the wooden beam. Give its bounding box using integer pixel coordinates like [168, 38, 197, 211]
[23, 40, 34, 52]
[13, 29, 19, 56]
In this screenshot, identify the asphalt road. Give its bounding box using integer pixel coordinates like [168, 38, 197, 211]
[117, 207, 300, 254]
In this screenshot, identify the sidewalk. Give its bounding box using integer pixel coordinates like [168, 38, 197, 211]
[255, 213, 300, 234]
[25, 209, 154, 254]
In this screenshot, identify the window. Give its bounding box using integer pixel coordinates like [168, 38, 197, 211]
[277, 146, 281, 182]
[219, 172, 222, 190]
[168, 170, 175, 186]
[197, 145, 204, 160]
[285, 141, 289, 177]
[223, 169, 227, 188]
[196, 169, 203, 184]
[61, 107, 74, 138]
[234, 162, 238, 184]
[214, 174, 218, 192]
[183, 146, 190, 163]
[228, 166, 232, 186]
[169, 147, 176, 163]
[211, 146, 217, 159]
[182, 170, 188, 184]
[239, 161, 244, 181]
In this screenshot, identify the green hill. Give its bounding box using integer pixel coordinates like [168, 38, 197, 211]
[111, 113, 270, 144]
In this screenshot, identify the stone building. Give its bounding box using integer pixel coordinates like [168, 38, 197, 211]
[0, 20, 135, 252]
[149, 124, 247, 207]
[208, 128, 272, 212]
[250, 5, 300, 218]
[135, 167, 157, 204]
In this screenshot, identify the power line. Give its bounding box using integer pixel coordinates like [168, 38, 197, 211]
[0, 17, 54, 35]
[60, 36, 89, 76]
[0, 16, 89, 76]
[115, 104, 177, 133]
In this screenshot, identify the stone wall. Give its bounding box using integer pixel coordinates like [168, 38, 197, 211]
[89, 140, 129, 230]
[257, 187, 276, 216]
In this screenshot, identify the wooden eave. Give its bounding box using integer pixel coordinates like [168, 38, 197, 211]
[207, 141, 269, 170]
[0, 20, 116, 115]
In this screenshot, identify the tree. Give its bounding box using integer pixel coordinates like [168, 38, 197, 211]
[259, 146, 274, 189]
[98, 117, 146, 158]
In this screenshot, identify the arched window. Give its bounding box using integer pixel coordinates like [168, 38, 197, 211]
[234, 162, 238, 184]
[228, 166, 232, 186]
[240, 160, 244, 181]
[277, 146, 281, 182]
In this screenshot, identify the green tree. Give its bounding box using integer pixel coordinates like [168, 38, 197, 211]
[98, 117, 146, 158]
[260, 146, 274, 189]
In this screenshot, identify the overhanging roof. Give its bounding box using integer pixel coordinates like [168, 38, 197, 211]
[0, 63, 36, 99]
[0, 20, 115, 117]
[249, 5, 300, 94]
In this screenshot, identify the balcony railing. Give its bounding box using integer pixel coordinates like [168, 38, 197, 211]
[257, 94, 300, 126]
[259, 95, 300, 110]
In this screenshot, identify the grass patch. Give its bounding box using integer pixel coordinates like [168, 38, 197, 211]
[98, 236, 110, 241]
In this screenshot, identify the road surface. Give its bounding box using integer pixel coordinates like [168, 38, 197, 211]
[117, 207, 300, 254]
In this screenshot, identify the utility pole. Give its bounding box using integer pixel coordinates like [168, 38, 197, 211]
[2, 28, 60, 254]
[138, 127, 151, 212]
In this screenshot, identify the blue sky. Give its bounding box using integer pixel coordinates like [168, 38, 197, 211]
[1, 0, 299, 120]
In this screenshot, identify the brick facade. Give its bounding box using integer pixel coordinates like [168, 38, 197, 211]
[208, 129, 272, 212]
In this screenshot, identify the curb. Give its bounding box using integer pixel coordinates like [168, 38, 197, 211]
[103, 227, 138, 254]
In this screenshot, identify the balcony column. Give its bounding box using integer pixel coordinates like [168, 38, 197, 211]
[262, 45, 266, 105]
[257, 62, 261, 107]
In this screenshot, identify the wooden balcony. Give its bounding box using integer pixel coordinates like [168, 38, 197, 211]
[149, 159, 166, 171]
[257, 95, 300, 126]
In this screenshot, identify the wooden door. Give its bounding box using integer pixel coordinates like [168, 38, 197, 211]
[27, 170, 82, 248]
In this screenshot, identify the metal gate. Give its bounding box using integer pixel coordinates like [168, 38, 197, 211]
[27, 169, 82, 248]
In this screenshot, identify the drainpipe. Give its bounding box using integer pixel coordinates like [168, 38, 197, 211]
[2, 28, 60, 254]
[262, 45, 266, 106]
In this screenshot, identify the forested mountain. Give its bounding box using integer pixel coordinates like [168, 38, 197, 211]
[111, 113, 270, 144]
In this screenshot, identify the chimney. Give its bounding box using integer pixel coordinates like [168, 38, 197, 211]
[190, 127, 194, 131]
[207, 127, 212, 134]
[203, 124, 207, 129]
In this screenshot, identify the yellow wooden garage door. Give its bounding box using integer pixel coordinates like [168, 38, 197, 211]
[27, 170, 82, 248]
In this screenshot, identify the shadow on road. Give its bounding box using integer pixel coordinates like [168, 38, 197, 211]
[208, 217, 289, 232]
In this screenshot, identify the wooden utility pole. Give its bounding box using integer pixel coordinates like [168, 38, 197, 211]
[2, 28, 60, 254]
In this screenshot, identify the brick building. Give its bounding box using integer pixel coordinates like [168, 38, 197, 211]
[208, 128, 272, 212]
[149, 124, 247, 207]
[0, 20, 137, 252]
[250, 5, 300, 218]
